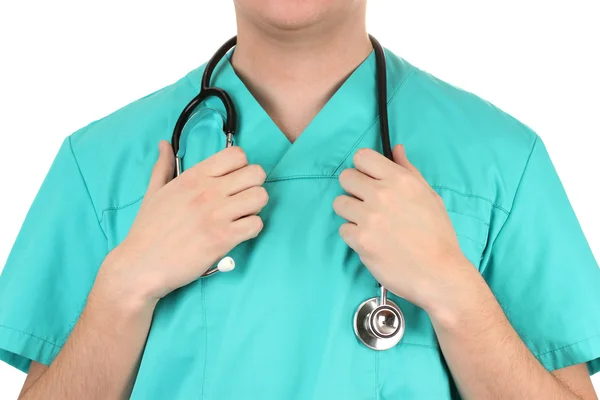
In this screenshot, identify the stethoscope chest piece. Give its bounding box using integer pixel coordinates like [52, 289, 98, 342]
[353, 291, 405, 351]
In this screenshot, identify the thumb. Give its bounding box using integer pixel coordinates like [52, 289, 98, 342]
[392, 144, 429, 185]
[146, 140, 175, 198]
[392, 144, 415, 171]
[392, 144, 439, 199]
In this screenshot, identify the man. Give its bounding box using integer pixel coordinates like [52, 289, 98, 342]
[1, 0, 599, 398]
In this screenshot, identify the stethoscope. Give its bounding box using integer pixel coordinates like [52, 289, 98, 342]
[170, 35, 405, 351]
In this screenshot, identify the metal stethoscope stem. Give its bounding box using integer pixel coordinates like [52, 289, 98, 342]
[175, 131, 235, 277]
[170, 35, 405, 350]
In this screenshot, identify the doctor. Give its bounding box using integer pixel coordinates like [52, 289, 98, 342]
[1, 0, 600, 399]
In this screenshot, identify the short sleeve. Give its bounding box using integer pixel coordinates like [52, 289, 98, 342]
[0, 136, 108, 373]
[483, 136, 600, 375]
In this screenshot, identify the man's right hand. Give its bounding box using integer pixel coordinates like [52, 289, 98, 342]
[93, 140, 268, 306]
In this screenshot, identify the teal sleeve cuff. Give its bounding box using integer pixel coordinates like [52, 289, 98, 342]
[535, 332, 600, 376]
[0, 324, 61, 373]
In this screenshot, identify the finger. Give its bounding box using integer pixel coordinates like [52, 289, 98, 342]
[229, 215, 264, 243]
[353, 147, 399, 180]
[145, 140, 175, 199]
[187, 145, 249, 178]
[338, 222, 360, 251]
[220, 186, 269, 221]
[333, 194, 367, 224]
[338, 168, 376, 201]
[217, 164, 267, 196]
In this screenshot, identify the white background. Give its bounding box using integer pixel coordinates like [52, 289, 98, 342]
[0, 0, 599, 397]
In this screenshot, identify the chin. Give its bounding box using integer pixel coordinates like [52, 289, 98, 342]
[234, 0, 359, 31]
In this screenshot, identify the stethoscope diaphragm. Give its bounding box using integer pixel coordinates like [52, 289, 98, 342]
[353, 287, 405, 350]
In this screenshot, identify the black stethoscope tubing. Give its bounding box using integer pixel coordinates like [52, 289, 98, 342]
[171, 34, 392, 164]
[170, 34, 404, 350]
[171, 36, 239, 160]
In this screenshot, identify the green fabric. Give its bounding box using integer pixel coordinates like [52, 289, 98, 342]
[1, 46, 599, 399]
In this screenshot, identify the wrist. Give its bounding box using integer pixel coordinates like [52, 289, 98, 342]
[83, 267, 158, 344]
[86, 282, 157, 327]
[420, 256, 490, 329]
[92, 247, 161, 314]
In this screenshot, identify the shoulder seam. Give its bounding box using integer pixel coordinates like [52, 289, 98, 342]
[185, 65, 207, 91]
[484, 134, 539, 253]
[508, 134, 540, 214]
[67, 136, 109, 243]
[388, 66, 418, 104]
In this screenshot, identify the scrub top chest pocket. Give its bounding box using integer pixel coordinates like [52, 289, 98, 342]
[101, 177, 492, 400]
[377, 191, 491, 400]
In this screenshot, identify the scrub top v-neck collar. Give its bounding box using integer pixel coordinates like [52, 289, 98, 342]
[185, 47, 380, 181]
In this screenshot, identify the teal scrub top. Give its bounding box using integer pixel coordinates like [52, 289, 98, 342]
[1, 46, 600, 399]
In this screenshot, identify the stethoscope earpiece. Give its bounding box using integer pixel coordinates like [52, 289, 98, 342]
[217, 256, 235, 272]
[199, 256, 236, 278]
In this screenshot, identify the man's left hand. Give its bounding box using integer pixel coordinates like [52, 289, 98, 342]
[333, 145, 474, 310]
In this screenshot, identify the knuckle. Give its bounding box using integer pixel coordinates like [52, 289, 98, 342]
[248, 216, 264, 237]
[354, 148, 368, 162]
[339, 168, 349, 180]
[255, 186, 269, 205]
[397, 171, 412, 184]
[229, 146, 248, 165]
[342, 195, 353, 209]
[339, 168, 353, 183]
[355, 230, 371, 251]
[251, 164, 267, 182]
[332, 196, 343, 211]
[336, 195, 352, 213]
[338, 223, 350, 241]
[397, 173, 418, 192]
[253, 215, 264, 231]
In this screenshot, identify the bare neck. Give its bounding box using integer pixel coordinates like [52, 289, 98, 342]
[230, 7, 372, 142]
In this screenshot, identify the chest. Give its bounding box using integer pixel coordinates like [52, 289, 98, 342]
[102, 175, 490, 399]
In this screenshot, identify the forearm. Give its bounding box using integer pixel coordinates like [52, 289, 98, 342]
[425, 266, 579, 400]
[21, 279, 157, 399]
